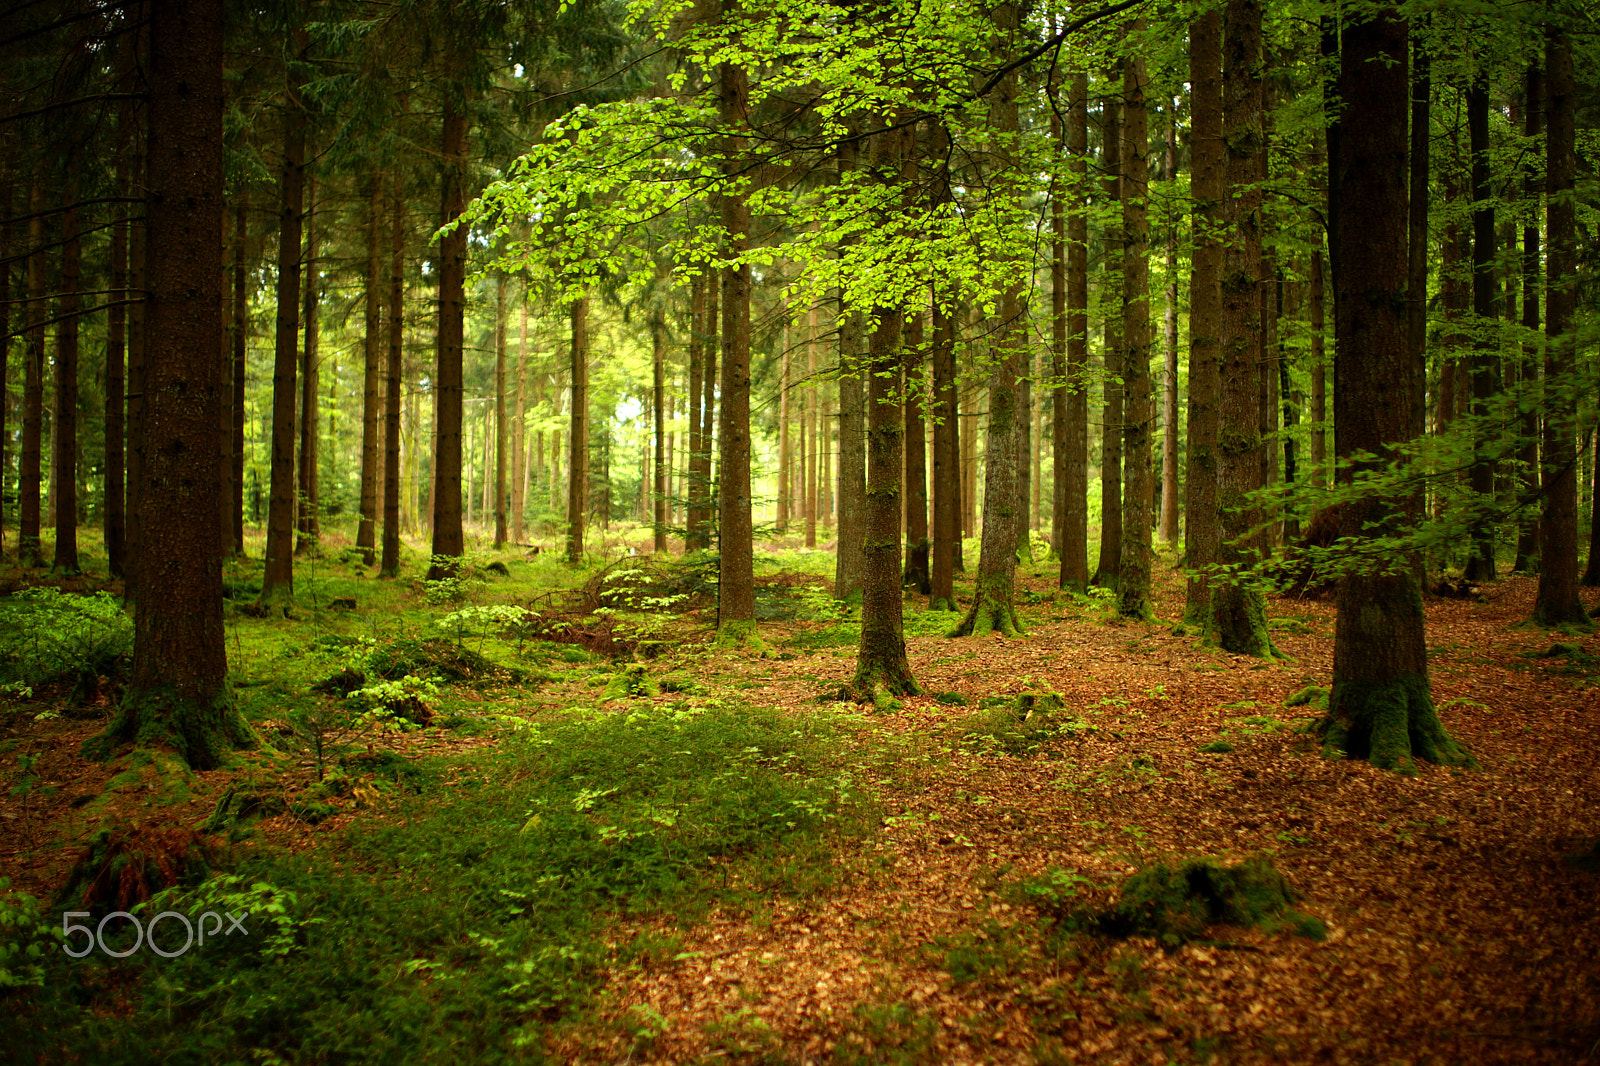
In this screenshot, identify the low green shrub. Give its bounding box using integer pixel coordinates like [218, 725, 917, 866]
[0, 588, 132, 699]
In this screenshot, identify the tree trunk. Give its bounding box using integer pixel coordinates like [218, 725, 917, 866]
[931, 291, 959, 611]
[1309, 245, 1326, 484]
[686, 272, 706, 550]
[381, 175, 404, 577]
[1050, 109, 1068, 562]
[805, 300, 819, 548]
[717, 52, 756, 640]
[1119, 44, 1153, 619]
[20, 178, 44, 567]
[106, 160, 130, 575]
[952, 0, 1027, 638]
[1532, 26, 1588, 627]
[1093, 77, 1123, 589]
[52, 193, 81, 573]
[653, 309, 667, 553]
[1211, 0, 1272, 655]
[1515, 63, 1544, 574]
[1185, 8, 1223, 624]
[1061, 72, 1091, 592]
[1320, 7, 1472, 773]
[229, 195, 246, 556]
[88, 0, 254, 769]
[493, 273, 508, 548]
[511, 290, 527, 545]
[1161, 104, 1181, 546]
[904, 309, 928, 550]
[258, 95, 305, 605]
[427, 96, 468, 580]
[296, 167, 322, 556]
[565, 295, 589, 564]
[1465, 78, 1499, 583]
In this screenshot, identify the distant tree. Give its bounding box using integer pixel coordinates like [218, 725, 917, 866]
[1117, 40, 1152, 621]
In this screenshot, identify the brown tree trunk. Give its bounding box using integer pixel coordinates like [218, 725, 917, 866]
[1185, 7, 1223, 625]
[1321, 7, 1472, 772]
[1161, 104, 1181, 547]
[427, 97, 468, 579]
[89, 0, 253, 768]
[20, 179, 44, 567]
[1060, 72, 1090, 592]
[1465, 78, 1499, 583]
[352, 177, 383, 562]
[1515, 64, 1544, 574]
[686, 272, 706, 550]
[834, 133, 867, 602]
[51, 193, 81, 573]
[1309, 245, 1326, 484]
[511, 288, 527, 545]
[1533, 26, 1588, 626]
[1119, 44, 1153, 619]
[1050, 108, 1068, 562]
[653, 310, 667, 553]
[565, 295, 588, 564]
[1093, 76, 1123, 589]
[1211, 0, 1272, 655]
[107, 160, 131, 575]
[717, 51, 756, 639]
[259, 95, 305, 605]
[953, 1, 1028, 638]
[805, 300, 819, 549]
[931, 291, 959, 611]
[381, 176, 404, 577]
[493, 273, 508, 548]
[904, 309, 928, 550]
[296, 167, 322, 556]
[229, 195, 246, 556]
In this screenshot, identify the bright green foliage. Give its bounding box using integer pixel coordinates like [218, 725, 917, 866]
[0, 880, 57, 990]
[954, 688, 1093, 755]
[0, 588, 132, 697]
[18, 701, 858, 1062]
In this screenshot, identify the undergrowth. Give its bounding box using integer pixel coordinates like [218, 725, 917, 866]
[10, 701, 866, 1064]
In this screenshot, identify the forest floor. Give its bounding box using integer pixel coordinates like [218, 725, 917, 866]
[1, 534, 1597, 1065]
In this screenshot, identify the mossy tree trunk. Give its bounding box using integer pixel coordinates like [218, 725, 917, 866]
[1210, 0, 1271, 656]
[952, 1, 1027, 640]
[1184, 7, 1223, 626]
[88, 0, 254, 770]
[1320, 8, 1473, 775]
[850, 123, 919, 706]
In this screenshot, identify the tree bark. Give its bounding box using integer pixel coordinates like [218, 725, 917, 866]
[427, 96, 468, 580]
[1118, 44, 1153, 619]
[511, 292, 527, 545]
[1321, 7, 1472, 772]
[952, 0, 1027, 638]
[258, 94, 305, 605]
[904, 309, 928, 551]
[1532, 25, 1588, 627]
[493, 273, 508, 548]
[653, 309, 667, 553]
[20, 178, 44, 567]
[1060, 72, 1091, 592]
[52, 193, 81, 573]
[1185, 7, 1223, 624]
[717, 48, 756, 640]
[1465, 78, 1499, 583]
[1515, 63, 1543, 574]
[381, 175, 404, 577]
[1093, 76, 1123, 589]
[931, 291, 959, 611]
[88, 0, 253, 769]
[565, 295, 589, 564]
[1211, 0, 1272, 655]
[1160, 104, 1181, 546]
[107, 159, 131, 575]
[229, 195, 246, 556]
[296, 167, 322, 556]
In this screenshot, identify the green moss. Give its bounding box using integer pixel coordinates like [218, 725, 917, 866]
[1209, 585, 1276, 658]
[1285, 685, 1330, 710]
[1320, 673, 1477, 774]
[1098, 856, 1323, 946]
[603, 664, 659, 700]
[1198, 740, 1235, 754]
[714, 619, 767, 651]
[932, 692, 968, 707]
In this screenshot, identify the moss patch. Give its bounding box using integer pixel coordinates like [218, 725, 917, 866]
[1097, 856, 1325, 946]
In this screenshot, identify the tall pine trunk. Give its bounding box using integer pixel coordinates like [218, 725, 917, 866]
[381, 176, 405, 577]
[1465, 79, 1499, 583]
[1118, 45, 1153, 619]
[1532, 26, 1588, 626]
[493, 273, 508, 548]
[1093, 78, 1123, 589]
[52, 194, 81, 573]
[1186, 8, 1223, 625]
[427, 97, 468, 580]
[1211, 0, 1272, 655]
[1060, 72, 1090, 592]
[259, 98, 306, 605]
[1320, 7, 1472, 772]
[20, 178, 44, 567]
[296, 168, 322, 556]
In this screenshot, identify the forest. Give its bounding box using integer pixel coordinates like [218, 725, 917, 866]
[0, 0, 1598, 1061]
